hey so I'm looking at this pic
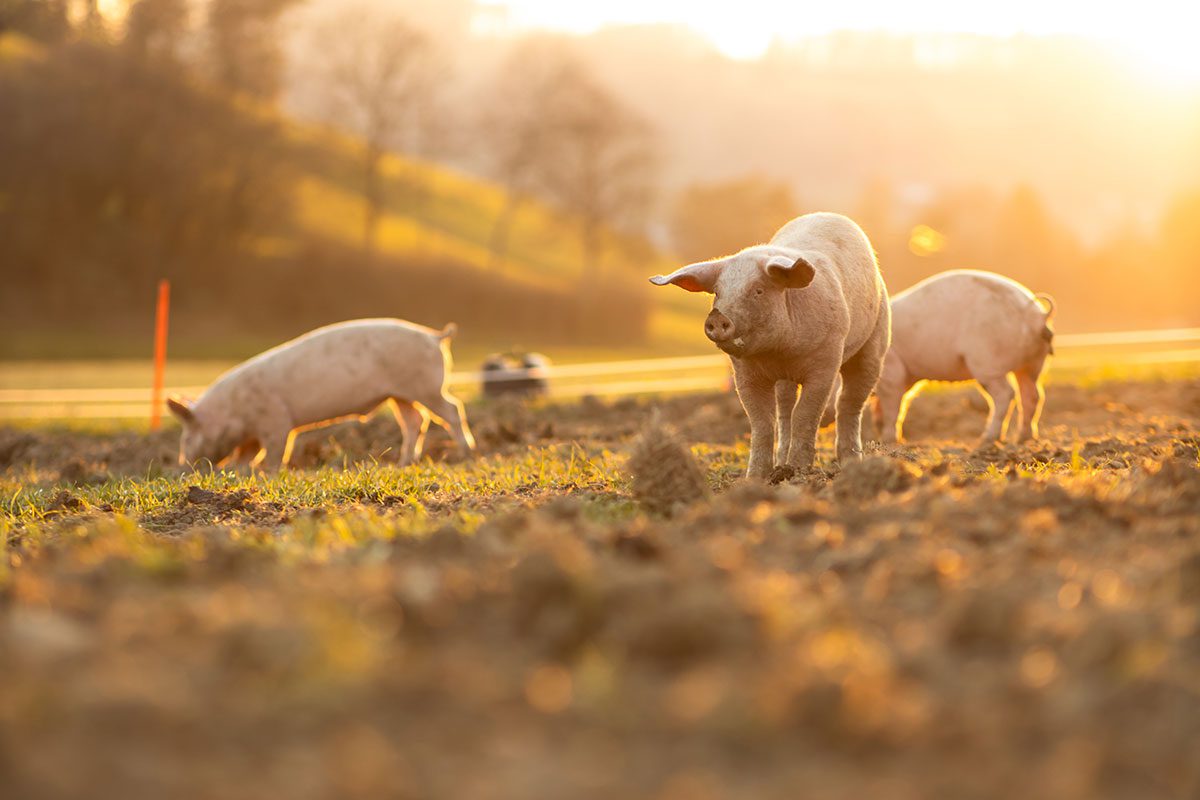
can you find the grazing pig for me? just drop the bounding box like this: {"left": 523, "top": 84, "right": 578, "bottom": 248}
{"left": 651, "top": 212, "right": 890, "bottom": 479}
{"left": 166, "top": 319, "right": 475, "bottom": 469}
{"left": 874, "top": 270, "right": 1055, "bottom": 443}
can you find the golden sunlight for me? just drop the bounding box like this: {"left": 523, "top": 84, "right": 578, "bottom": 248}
{"left": 1125, "top": 33, "right": 1200, "bottom": 85}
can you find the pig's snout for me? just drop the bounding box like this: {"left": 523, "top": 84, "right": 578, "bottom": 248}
{"left": 705, "top": 309, "right": 736, "bottom": 343}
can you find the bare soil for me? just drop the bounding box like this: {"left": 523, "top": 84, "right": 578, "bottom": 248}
{"left": 2, "top": 377, "right": 1199, "bottom": 800}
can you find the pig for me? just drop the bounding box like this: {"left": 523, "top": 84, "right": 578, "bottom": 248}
{"left": 872, "top": 270, "right": 1055, "bottom": 443}
{"left": 166, "top": 319, "right": 475, "bottom": 469}
{"left": 651, "top": 212, "right": 890, "bottom": 479}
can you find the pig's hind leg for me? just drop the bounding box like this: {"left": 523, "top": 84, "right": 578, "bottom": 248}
{"left": 389, "top": 400, "right": 431, "bottom": 466}
{"left": 874, "top": 352, "right": 913, "bottom": 444}
{"left": 1013, "top": 358, "right": 1047, "bottom": 441}
{"left": 418, "top": 391, "right": 476, "bottom": 455}
{"left": 973, "top": 369, "right": 1016, "bottom": 443}
{"left": 834, "top": 301, "right": 890, "bottom": 463}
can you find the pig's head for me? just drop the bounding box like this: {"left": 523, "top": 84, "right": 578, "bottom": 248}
{"left": 649, "top": 246, "right": 817, "bottom": 358}
{"left": 167, "top": 396, "right": 242, "bottom": 466}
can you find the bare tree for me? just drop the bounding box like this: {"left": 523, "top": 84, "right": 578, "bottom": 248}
{"left": 311, "top": 5, "right": 440, "bottom": 255}
{"left": 206, "top": 0, "right": 301, "bottom": 103}
{"left": 124, "top": 0, "right": 188, "bottom": 64}
{"left": 670, "top": 176, "right": 798, "bottom": 264}
{"left": 481, "top": 41, "right": 658, "bottom": 275}
{"left": 544, "top": 65, "right": 658, "bottom": 275}
{"left": 477, "top": 39, "right": 568, "bottom": 272}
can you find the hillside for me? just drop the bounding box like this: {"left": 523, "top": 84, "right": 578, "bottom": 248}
{"left": 0, "top": 30, "right": 710, "bottom": 361}
{"left": 286, "top": 124, "right": 711, "bottom": 352}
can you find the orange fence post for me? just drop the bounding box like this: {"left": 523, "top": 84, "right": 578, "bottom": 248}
{"left": 149, "top": 279, "right": 171, "bottom": 431}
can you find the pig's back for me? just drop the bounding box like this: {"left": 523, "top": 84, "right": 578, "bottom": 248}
{"left": 212, "top": 319, "right": 445, "bottom": 425}
{"left": 891, "top": 271, "right": 1045, "bottom": 380}
{"left": 771, "top": 213, "right": 885, "bottom": 355}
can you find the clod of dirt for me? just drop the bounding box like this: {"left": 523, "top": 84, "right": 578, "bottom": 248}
{"left": 1, "top": 607, "right": 93, "bottom": 665}
{"left": 0, "top": 430, "right": 36, "bottom": 468}
{"left": 832, "top": 457, "right": 922, "bottom": 502}
{"left": 627, "top": 418, "right": 709, "bottom": 517}
{"left": 1130, "top": 458, "right": 1200, "bottom": 514}
{"left": 610, "top": 528, "right": 663, "bottom": 561}
{"left": 58, "top": 459, "right": 100, "bottom": 486}
{"left": 768, "top": 465, "right": 797, "bottom": 485}
{"left": 47, "top": 490, "right": 84, "bottom": 513}
{"left": 945, "top": 589, "right": 1025, "bottom": 652}
{"left": 511, "top": 549, "right": 599, "bottom": 657}
{"left": 617, "top": 588, "right": 754, "bottom": 669}
{"left": 184, "top": 486, "right": 254, "bottom": 513}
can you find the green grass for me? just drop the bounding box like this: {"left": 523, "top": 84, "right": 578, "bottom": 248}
{"left": 0, "top": 442, "right": 632, "bottom": 536}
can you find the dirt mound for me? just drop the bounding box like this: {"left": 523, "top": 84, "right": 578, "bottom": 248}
{"left": 832, "top": 456, "right": 923, "bottom": 502}
{"left": 627, "top": 417, "right": 710, "bottom": 516}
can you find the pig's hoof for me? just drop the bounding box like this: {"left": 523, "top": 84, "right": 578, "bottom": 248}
{"left": 768, "top": 465, "right": 797, "bottom": 485}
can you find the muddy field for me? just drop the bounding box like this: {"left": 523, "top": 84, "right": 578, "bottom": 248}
{"left": 2, "top": 377, "right": 1199, "bottom": 800}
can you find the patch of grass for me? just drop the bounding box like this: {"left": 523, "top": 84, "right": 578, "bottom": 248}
{"left": 1, "top": 443, "right": 630, "bottom": 539}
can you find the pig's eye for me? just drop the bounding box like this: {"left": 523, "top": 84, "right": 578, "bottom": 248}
{"left": 755, "top": 287, "right": 764, "bottom": 296}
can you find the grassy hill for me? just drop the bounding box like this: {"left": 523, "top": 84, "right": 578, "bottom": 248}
{"left": 285, "top": 123, "right": 711, "bottom": 353}
{"left": 0, "top": 30, "right": 712, "bottom": 361}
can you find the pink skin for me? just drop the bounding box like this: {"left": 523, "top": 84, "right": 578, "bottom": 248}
{"left": 872, "top": 270, "right": 1054, "bottom": 444}
{"left": 167, "top": 319, "right": 475, "bottom": 470}
{"left": 652, "top": 212, "right": 890, "bottom": 479}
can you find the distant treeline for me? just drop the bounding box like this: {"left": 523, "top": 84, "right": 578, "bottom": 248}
{"left": 670, "top": 175, "right": 1200, "bottom": 333}
{"left": 0, "top": 1, "right": 652, "bottom": 358}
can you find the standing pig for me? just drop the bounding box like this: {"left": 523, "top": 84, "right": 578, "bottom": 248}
{"left": 875, "top": 270, "right": 1055, "bottom": 443}
{"left": 166, "top": 319, "right": 475, "bottom": 469}
{"left": 651, "top": 212, "right": 890, "bottom": 479}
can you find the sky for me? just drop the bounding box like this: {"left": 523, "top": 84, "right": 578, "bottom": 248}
{"left": 492, "top": 1, "right": 1200, "bottom": 82}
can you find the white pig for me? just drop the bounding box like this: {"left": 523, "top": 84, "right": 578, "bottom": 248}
{"left": 166, "top": 319, "right": 475, "bottom": 469}
{"left": 874, "top": 270, "right": 1055, "bottom": 443}
{"left": 651, "top": 212, "right": 890, "bottom": 479}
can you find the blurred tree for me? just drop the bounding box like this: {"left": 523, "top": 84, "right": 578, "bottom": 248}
{"left": 205, "top": 0, "right": 301, "bottom": 102}
{"left": 480, "top": 40, "right": 658, "bottom": 275}
{"left": 477, "top": 38, "right": 571, "bottom": 272}
{"left": 77, "top": 0, "right": 105, "bottom": 38}
{"left": 0, "top": 35, "right": 294, "bottom": 311}
{"left": 124, "top": 0, "right": 188, "bottom": 64}
{"left": 512, "top": 52, "right": 657, "bottom": 275}
{"left": 670, "top": 175, "right": 798, "bottom": 263}
{"left": 539, "top": 64, "right": 658, "bottom": 275}
{"left": 311, "top": 5, "right": 440, "bottom": 255}
{"left": 0, "top": 0, "right": 71, "bottom": 42}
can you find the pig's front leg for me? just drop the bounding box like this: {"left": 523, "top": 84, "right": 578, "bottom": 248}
{"left": 733, "top": 365, "right": 776, "bottom": 480}
{"left": 786, "top": 367, "right": 839, "bottom": 472}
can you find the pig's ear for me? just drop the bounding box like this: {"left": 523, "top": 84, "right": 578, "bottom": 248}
{"left": 764, "top": 254, "right": 816, "bottom": 289}
{"left": 649, "top": 259, "right": 724, "bottom": 293}
{"left": 166, "top": 396, "right": 195, "bottom": 424}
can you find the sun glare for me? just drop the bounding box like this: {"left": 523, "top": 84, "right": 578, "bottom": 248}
{"left": 499, "top": 1, "right": 1200, "bottom": 85}
{"left": 1123, "top": 34, "right": 1200, "bottom": 86}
